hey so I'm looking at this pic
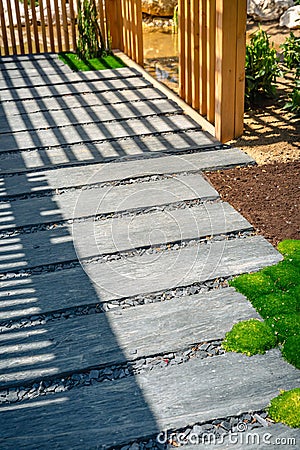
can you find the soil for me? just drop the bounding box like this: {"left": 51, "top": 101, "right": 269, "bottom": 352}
{"left": 206, "top": 162, "right": 300, "bottom": 247}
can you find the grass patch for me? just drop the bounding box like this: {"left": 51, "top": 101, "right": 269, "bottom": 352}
{"left": 227, "top": 240, "right": 300, "bottom": 366}
{"left": 58, "top": 52, "right": 126, "bottom": 72}
{"left": 268, "top": 389, "right": 300, "bottom": 428}
{"left": 222, "top": 319, "right": 277, "bottom": 356}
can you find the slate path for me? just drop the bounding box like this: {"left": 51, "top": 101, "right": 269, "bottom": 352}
{"left": 0, "top": 54, "right": 298, "bottom": 449}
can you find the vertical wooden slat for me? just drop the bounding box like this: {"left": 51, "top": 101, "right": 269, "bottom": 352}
{"left": 69, "top": 0, "right": 77, "bottom": 51}
{"left": 234, "top": 0, "right": 247, "bottom": 137}
{"left": 215, "top": 0, "right": 238, "bottom": 142}
{"left": 178, "top": 0, "right": 185, "bottom": 100}
{"left": 207, "top": 0, "right": 216, "bottom": 123}
{"left": 124, "top": 0, "right": 130, "bottom": 58}
{"left": 23, "top": 0, "right": 32, "bottom": 54}
{"left": 46, "top": 0, "right": 55, "bottom": 52}
{"left": 53, "top": 0, "right": 62, "bottom": 52}
{"left": 0, "top": 0, "right": 9, "bottom": 55}
{"left": 191, "top": 0, "right": 200, "bottom": 111}
{"left": 30, "top": 0, "right": 40, "bottom": 53}
{"left": 130, "top": 0, "right": 136, "bottom": 62}
{"left": 14, "top": 0, "right": 25, "bottom": 54}
{"left": 127, "top": 0, "right": 133, "bottom": 59}
{"left": 184, "top": 0, "right": 192, "bottom": 105}
{"left": 38, "top": 0, "right": 48, "bottom": 53}
{"left": 199, "top": 0, "right": 207, "bottom": 115}
{"left": 135, "top": 0, "right": 143, "bottom": 66}
{"left": 6, "top": 0, "right": 17, "bottom": 54}
{"left": 61, "top": 0, "right": 70, "bottom": 51}
{"left": 97, "top": 0, "right": 106, "bottom": 47}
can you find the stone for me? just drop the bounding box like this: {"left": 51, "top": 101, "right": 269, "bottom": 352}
{"left": 279, "top": 5, "right": 300, "bottom": 28}
{"left": 142, "top": 0, "right": 178, "bottom": 17}
{"left": 247, "top": 0, "right": 294, "bottom": 22}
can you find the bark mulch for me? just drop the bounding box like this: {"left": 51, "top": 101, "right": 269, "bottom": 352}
{"left": 206, "top": 161, "right": 300, "bottom": 247}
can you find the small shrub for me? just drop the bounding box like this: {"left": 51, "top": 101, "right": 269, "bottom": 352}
{"left": 262, "top": 260, "right": 299, "bottom": 290}
{"left": 268, "top": 388, "right": 300, "bottom": 428}
{"left": 222, "top": 319, "right": 277, "bottom": 356}
{"left": 245, "top": 28, "right": 281, "bottom": 107}
{"left": 281, "top": 32, "right": 300, "bottom": 74}
{"left": 266, "top": 314, "right": 300, "bottom": 344}
{"left": 282, "top": 336, "right": 300, "bottom": 369}
{"left": 284, "top": 79, "right": 300, "bottom": 116}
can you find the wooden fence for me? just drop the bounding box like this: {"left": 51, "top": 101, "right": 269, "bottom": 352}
{"left": 178, "top": 0, "right": 247, "bottom": 142}
{"left": 0, "top": 0, "right": 247, "bottom": 142}
{"left": 0, "top": 0, "right": 143, "bottom": 65}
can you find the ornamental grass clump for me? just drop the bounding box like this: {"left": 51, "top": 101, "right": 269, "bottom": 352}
{"left": 77, "top": 0, "right": 105, "bottom": 60}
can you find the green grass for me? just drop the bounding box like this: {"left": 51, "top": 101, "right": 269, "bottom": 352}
{"left": 225, "top": 240, "right": 300, "bottom": 367}
{"left": 58, "top": 52, "right": 126, "bottom": 72}
{"left": 268, "top": 389, "right": 300, "bottom": 428}
{"left": 222, "top": 319, "right": 277, "bottom": 356}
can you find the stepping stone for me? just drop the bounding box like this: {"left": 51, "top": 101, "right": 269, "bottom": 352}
{"left": 0, "top": 350, "right": 298, "bottom": 449}
{"left": 0, "top": 202, "right": 252, "bottom": 273}
{"left": 0, "top": 114, "right": 198, "bottom": 153}
{"left": 0, "top": 76, "right": 151, "bottom": 102}
{"left": 0, "top": 236, "right": 282, "bottom": 320}
{"left": 0, "top": 288, "right": 259, "bottom": 387}
{"left": 0, "top": 130, "right": 219, "bottom": 174}
{"left": 0, "top": 99, "right": 181, "bottom": 134}
{"left": 0, "top": 67, "right": 141, "bottom": 89}
{"left": 0, "top": 174, "right": 218, "bottom": 230}
{"left": 0, "top": 152, "right": 253, "bottom": 196}
{"left": 0, "top": 87, "right": 166, "bottom": 118}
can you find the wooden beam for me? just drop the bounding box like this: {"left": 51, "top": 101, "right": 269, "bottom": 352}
{"left": 234, "top": 0, "right": 247, "bottom": 137}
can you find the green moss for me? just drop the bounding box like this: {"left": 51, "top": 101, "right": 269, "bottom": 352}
{"left": 58, "top": 52, "right": 126, "bottom": 71}
{"left": 266, "top": 314, "right": 300, "bottom": 343}
{"left": 251, "top": 288, "right": 300, "bottom": 319}
{"left": 222, "top": 319, "right": 277, "bottom": 356}
{"left": 277, "top": 240, "right": 300, "bottom": 262}
{"left": 268, "top": 388, "right": 300, "bottom": 428}
{"left": 282, "top": 336, "right": 300, "bottom": 369}
{"left": 229, "top": 272, "right": 276, "bottom": 300}
{"left": 262, "top": 260, "right": 299, "bottom": 290}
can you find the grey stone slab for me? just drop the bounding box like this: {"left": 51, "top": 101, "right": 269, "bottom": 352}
{"left": 0, "top": 67, "right": 139, "bottom": 88}
{"left": 0, "top": 66, "right": 72, "bottom": 81}
{"left": 0, "top": 350, "right": 298, "bottom": 449}
{"left": 0, "top": 99, "right": 181, "bottom": 134}
{"left": 0, "top": 173, "right": 218, "bottom": 230}
{"left": 0, "top": 130, "right": 218, "bottom": 174}
{"left": 0, "top": 151, "right": 253, "bottom": 196}
{"left": 0, "top": 202, "right": 252, "bottom": 272}
{"left": 0, "top": 114, "right": 199, "bottom": 153}
{"left": 0, "top": 236, "right": 282, "bottom": 319}
{"left": 0, "top": 288, "right": 259, "bottom": 387}
{"left": 0, "top": 76, "right": 151, "bottom": 102}
{"left": 183, "top": 424, "right": 300, "bottom": 449}
{"left": 0, "top": 86, "right": 166, "bottom": 117}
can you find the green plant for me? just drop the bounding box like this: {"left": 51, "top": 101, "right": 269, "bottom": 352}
{"left": 251, "top": 289, "right": 300, "bottom": 320}
{"left": 245, "top": 27, "right": 281, "bottom": 107}
{"left": 281, "top": 32, "right": 300, "bottom": 75}
{"left": 77, "top": 0, "right": 105, "bottom": 60}
{"left": 222, "top": 319, "right": 277, "bottom": 356}
{"left": 58, "top": 52, "right": 125, "bottom": 72}
{"left": 229, "top": 272, "right": 277, "bottom": 300}
{"left": 268, "top": 389, "right": 300, "bottom": 428}
{"left": 284, "top": 79, "right": 300, "bottom": 115}
{"left": 172, "top": 5, "right": 178, "bottom": 34}
{"left": 266, "top": 314, "right": 300, "bottom": 344}
{"left": 282, "top": 336, "right": 300, "bottom": 369}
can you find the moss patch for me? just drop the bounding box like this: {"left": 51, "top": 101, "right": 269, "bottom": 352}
{"left": 268, "top": 388, "right": 300, "bottom": 428}
{"left": 227, "top": 240, "right": 300, "bottom": 367}
{"left": 222, "top": 319, "right": 277, "bottom": 356}
{"left": 58, "top": 52, "right": 126, "bottom": 71}
{"left": 282, "top": 336, "right": 300, "bottom": 369}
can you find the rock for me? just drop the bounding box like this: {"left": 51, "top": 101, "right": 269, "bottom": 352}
{"left": 279, "top": 5, "right": 300, "bottom": 28}
{"left": 247, "top": 0, "right": 294, "bottom": 21}
{"left": 142, "top": 0, "right": 178, "bottom": 17}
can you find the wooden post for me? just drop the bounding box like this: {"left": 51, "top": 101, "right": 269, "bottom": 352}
{"left": 30, "top": 0, "right": 40, "bottom": 53}
{"left": 14, "top": 0, "right": 25, "bottom": 54}
{"left": 105, "top": 0, "right": 124, "bottom": 51}
{"left": 61, "top": 0, "right": 70, "bottom": 51}
{"left": 6, "top": 0, "right": 17, "bottom": 54}
{"left": 23, "top": 0, "right": 32, "bottom": 54}
{"left": 199, "top": 0, "right": 207, "bottom": 115}
{"left": 206, "top": 0, "right": 216, "bottom": 123}
{"left": 191, "top": 0, "right": 200, "bottom": 111}
{"left": 234, "top": 0, "right": 247, "bottom": 137}
{"left": 69, "top": 0, "right": 77, "bottom": 51}
{"left": 215, "top": 0, "right": 246, "bottom": 142}
{"left": 135, "top": 0, "right": 143, "bottom": 66}
{"left": 0, "top": 0, "right": 9, "bottom": 55}
{"left": 178, "top": 0, "right": 185, "bottom": 100}
{"left": 38, "top": 0, "right": 48, "bottom": 53}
